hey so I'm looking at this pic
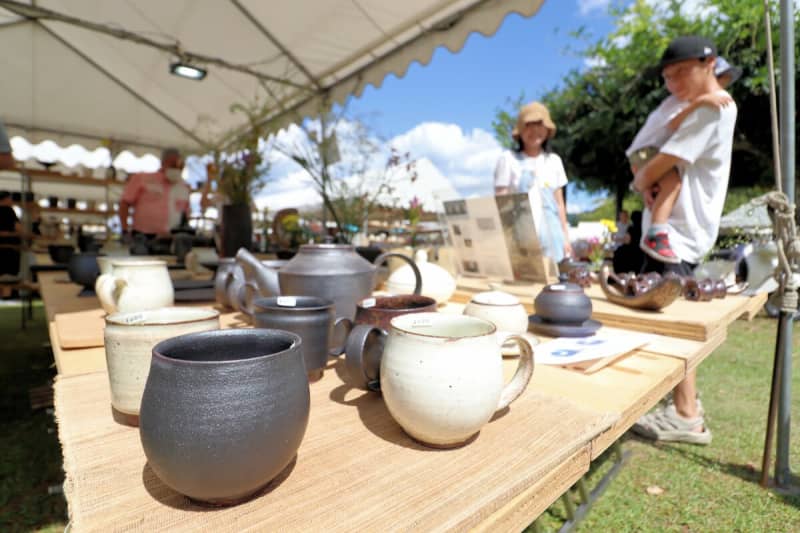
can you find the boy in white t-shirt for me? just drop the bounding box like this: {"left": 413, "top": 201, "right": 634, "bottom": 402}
{"left": 630, "top": 36, "right": 738, "bottom": 446}
{"left": 627, "top": 57, "right": 740, "bottom": 263}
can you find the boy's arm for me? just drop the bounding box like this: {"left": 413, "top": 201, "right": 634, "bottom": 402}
{"left": 668, "top": 93, "right": 733, "bottom": 131}
{"left": 632, "top": 152, "right": 685, "bottom": 192}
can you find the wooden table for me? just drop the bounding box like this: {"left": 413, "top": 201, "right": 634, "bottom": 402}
{"left": 42, "top": 273, "right": 763, "bottom": 531}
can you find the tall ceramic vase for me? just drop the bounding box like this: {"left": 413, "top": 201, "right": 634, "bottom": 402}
{"left": 221, "top": 204, "right": 252, "bottom": 258}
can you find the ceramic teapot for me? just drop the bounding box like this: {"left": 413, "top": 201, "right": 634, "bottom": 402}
{"left": 235, "top": 245, "right": 422, "bottom": 320}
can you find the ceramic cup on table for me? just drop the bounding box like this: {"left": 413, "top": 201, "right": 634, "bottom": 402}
{"left": 103, "top": 307, "right": 220, "bottom": 426}
{"left": 96, "top": 259, "right": 173, "bottom": 314}
{"left": 463, "top": 290, "right": 534, "bottom": 356}
{"left": 336, "top": 294, "right": 438, "bottom": 389}
{"left": 463, "top": 290, "right": 528, "bottom": 335}
{"left": 377, "top": 313, "right": 534, "bottom": 448}
{"left": 252, "top": 296, "right": 344, "bottom": 382}
{"left": 139, "top": 329, "right": 310, "bottom": 505}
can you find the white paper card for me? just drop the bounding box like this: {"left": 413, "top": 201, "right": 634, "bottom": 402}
{"left": 535, "top": 332, "right": 653, "bottom": 366}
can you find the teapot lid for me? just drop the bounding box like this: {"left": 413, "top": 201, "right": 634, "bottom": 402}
{"left": 471, "top": 290, "right": 520, "bottom": 306}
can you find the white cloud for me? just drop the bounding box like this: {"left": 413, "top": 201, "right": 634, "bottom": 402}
{"left": 583, "top": 55, "right": 607, "bottom": 69}
{"left": 578, "top": 0, "right": 610, "bottom": 16}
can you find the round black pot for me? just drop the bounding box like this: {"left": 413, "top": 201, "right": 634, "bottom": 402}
{"left": 221, "top": 204, "right": 252, "bottom": 258}
{"left": 48, "top": 196, "right": 59, "bottom": 208}
{"left": 139, "top": 329, "right": 309, "bottom": 505}
{"left": 66, "top": 198, "right": 77, "bottom": 209}
{"left": 534, "top": 282, "right": 592, "bottom": 324}
{"left": 67, "top": 253, "right": 103, "bottom": 289}
{"left": 48, "top": 244, "right": 75, "bottom": 265}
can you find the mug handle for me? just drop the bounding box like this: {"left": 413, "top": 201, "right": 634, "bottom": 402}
{"left": 237, "top": 281, "right": 260, "bottom": 317}
{"left": 373, "top": 252, "right": 422, "bottom": 295}
{"left": 96, "top": 274, "right": 125, "bottom": 314}
{"left": 496, "top": 334, "right": 534, "bottom": 411}
{"left": 344, "top": 324, "right": 386, "bottom": 391}
{"left": 329, "top": 317, "right": 353, "bottom": 357}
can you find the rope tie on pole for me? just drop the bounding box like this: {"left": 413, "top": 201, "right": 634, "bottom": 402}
{"left": 753, "top": 191, "right": 800, "bottom": 313}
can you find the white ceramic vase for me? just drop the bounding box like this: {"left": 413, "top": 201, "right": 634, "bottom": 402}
{"left": 380, "top": 313, "right": 534, "bottom": 447}
{"left": 96, "top": 259, "right": 174, "bottom": 314}
{"left": 104, "top": 307, "right": 220, "bottom": 422}
{"left": 385, "top": 249, "right": 456, "bottom": 304}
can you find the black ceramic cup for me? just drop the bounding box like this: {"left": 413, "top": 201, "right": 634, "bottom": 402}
{"left": 252, "top": 296, "right": 343, "bottom": 381}
{"left": 139, "top": 329, "right": 309, "bottom": 505}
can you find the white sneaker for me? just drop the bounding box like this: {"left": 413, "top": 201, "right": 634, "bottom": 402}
{"left": 632, "top": 404, "right": 712, "bottom": 445}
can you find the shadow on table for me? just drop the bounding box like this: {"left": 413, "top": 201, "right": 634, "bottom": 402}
{"left": 327, "top": 357, "right": 480, "bottom": 451}
{"left": 142, "top": 456, "right": 297, "bottom": 511}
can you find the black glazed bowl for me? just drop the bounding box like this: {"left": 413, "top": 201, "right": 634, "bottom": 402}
{"left": 139, "top": 329, "right": 310, "bottom": 505}
{"left": 66, "top": 253, "right": 102, "bottom": 289}
{"left": 533, "top": 282, "right": 593, "bottom": 324}
{"left": 48, "top": 244, "right": 75, "bottom": 265}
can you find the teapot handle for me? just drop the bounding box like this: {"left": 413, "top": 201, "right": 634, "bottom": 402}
{"left": 96, "top": 274, "right": 126, "bottom": 314}
{"left": 237, "top": 281, "right": 259, "bottom": 317}
{"left": 496, "top": 334, "right": 534, "bottom": 411}
{"left": 373, "top": 252, "right": 422, "bottom": 295}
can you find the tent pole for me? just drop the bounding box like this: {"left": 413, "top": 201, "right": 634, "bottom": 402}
{"left": 775, "top": 0, "right": 795, "bottom": 488}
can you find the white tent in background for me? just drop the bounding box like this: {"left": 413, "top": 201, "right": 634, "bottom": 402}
{"left": 0, "top": 0, "right": 544, "bottom": 156}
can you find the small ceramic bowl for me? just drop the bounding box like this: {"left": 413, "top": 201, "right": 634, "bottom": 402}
{"left": 463, "top": 291, "right": 528, "bottom": 335}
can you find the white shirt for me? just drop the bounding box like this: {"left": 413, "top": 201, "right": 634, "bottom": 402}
{"left": 640, "top": 93, "right": 738, "bottom": 264}
{"left": 626, "top": 95, "right": 688, "bottom": 156}
{"left": 494, "top": 150, "right": 568, "bottom": 232}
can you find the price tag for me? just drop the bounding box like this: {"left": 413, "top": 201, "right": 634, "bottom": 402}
{"left": 410, "top": 317, "right": 432, "bottom": 328}
{"left": 277, "top": 296, "right": 297, "bottom": 307}
{"left": 550, "top": 284, "right": 567, "bottom": 291}
{"left": 122, "top": 312, "right": 146, "bottom": 324}
{"left": 361, "top": 298, "right": 376, "bottom": 309}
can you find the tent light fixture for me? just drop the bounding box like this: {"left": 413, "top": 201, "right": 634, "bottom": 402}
{"left": 170, "top": 61, "right": 207, "bottom": 81}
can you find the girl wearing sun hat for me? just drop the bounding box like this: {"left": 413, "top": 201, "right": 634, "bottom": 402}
{"left": 494, "top": 101, "right": 572, "bottom": 262}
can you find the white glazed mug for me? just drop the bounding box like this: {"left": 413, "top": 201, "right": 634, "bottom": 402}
{"left": 96, "top": 259, "right": 174, "bottom": 314}
{"left": 380, "top": 312, "right": 534, "bottom": 448}
{"left": 104, "top": 307, "right": 220, "bottom": 425}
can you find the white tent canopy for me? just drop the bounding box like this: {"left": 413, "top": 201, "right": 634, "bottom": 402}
{"left": 0, "top": 0, "right": 544, "bottom": 156}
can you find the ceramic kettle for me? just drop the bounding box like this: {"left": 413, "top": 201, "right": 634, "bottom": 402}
{"left": 235, "top": 245, "right": 422, "bottom": 320}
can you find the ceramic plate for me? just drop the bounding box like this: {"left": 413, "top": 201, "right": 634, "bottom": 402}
{"left": 528, "top": 315, "right": 601, "bottom": 338}
{"left": 173, "top": 288, "right": 216, "bottom": 302}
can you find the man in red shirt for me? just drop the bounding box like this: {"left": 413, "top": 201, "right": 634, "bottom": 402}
{"left": 119, "top": 148, "right": 190, "bottom": 239}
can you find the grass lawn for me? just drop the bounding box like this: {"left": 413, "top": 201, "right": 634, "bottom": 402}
{"left": 0, "top": 300, "right": 798, "bottom": 531}
{"left": 536, "top": 315, "right": 800, "bottom": 532}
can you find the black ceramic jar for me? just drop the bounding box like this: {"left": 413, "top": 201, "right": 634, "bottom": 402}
{"left": 253, "top": 296, "right": 337, "bottom": 381}
{"left": 139, "top": 329, "right": 310, "bottom": 505}
{"left": 533, "top": 282, "right": 593, "bottom": 324}
{"left": 67, "top": 252, "right": 103, "bottom": 289}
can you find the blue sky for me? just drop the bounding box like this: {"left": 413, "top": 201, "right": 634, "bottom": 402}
{"left": 257, "top": 0, "right": 621, "bottom": 214}
{"left": 346, "top": 1, "right": 618, "bottom": 138}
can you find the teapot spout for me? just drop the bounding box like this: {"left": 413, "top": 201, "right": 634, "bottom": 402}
{"left": 235, "top": 248, "right": 280, "bottom": 297}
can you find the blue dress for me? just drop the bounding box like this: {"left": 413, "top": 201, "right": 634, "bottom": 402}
{"left": 518, "top": 163, "right": 566, "bottom": 264}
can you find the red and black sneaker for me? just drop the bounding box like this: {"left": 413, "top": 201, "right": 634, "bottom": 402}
{"left": 641, "top": 232, "right": 680, "bottom": 264}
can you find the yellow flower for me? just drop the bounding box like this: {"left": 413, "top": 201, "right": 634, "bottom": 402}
{"left": 600, "top": 218, "right": 617, "bottom": 235}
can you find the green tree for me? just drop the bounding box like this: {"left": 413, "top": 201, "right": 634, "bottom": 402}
{"left": 493, "top": 0, "right": 799, "bottom": 213}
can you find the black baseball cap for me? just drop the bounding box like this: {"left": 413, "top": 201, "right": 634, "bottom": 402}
{"left": 657, "top": 36, "right": 717, "bottom": 71}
